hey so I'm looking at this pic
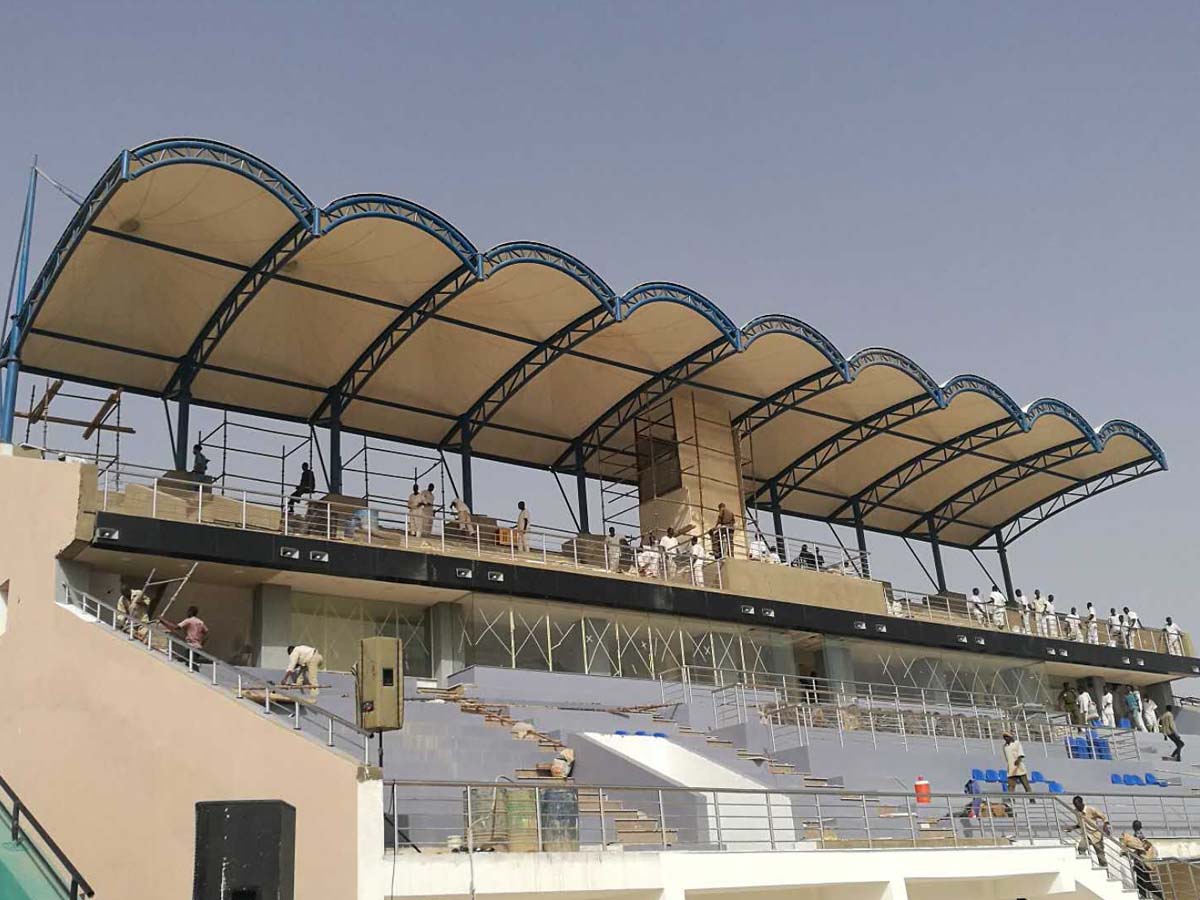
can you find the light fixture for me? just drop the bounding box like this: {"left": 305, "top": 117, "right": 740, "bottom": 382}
{"left": 487, "top": 571, "right": 505, "bottom": 583}
{"left": 308, "top": 550, "right": 329, "bottom": 563}
{"left": 279, "top": 547, "right": 299, "bottom": 560}
{"left": 455, "top": 567, "right": 473, "bottom": 579}
{"left": 854, "top": 621, "right": 867, "bottom": 631}
{"left": 741, "top": 605, "right": 756, "bottom": 615}
{"left": 95, "top": 527, "right": 120, "bottom": 541}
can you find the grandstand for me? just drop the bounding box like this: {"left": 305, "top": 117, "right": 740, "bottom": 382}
{"left": 0, "top": 139, "right": 1197, "bottom": 899}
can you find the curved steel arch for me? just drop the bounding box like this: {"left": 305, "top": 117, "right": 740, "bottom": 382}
{"left": 995, "top": 455, "right": 1164, "bottom": 547}
{"left": 1097, "top": 419, "right": 1168, "bottom": 468}
{"left": 163, "top": 194, "right": 479, "bottom": 399}
{"left": 483, "top": 242, "right": 618, "bottom": 317}
{"left": 755, "top": 389, "right": 945, "bottom": 506}
{"left": 441, "top": 283, "right": 748, "bottom": 449}
{"left": 740, "top": 314, "right": 845, "bottom": 372}
{"left": 830, "top": 374, "right": 1031, "bottom": 521}
{"left": 1020, "top": 397, "right": 1104, "bottom": 453}
{"left": 128, "top": 138, "right": 315, "bottom": 228}
{"left": 913, "top": 436, "right": 1096, "bottom": 536}
{"left": 618, "top": 283, "right": 740, "bottom": 346}
{"left": 845, "top": 346, "right": 943, "bottom": 401}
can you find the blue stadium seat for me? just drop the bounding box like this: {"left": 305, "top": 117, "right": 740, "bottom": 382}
{"left": 984, "top": 769, "right": 1000, "bottom": 783}
{"left": 635, "top": 730, "right": 648, "bottom": 736}
{"left": 1119, "top": 718, "right": 1132, "bottom": 730}
{"left": 653, "top": 732, "right": 667, "bottom": 739}
{"left": 1145, "top": 773, "right": 1161, "bottom": 786}
{"left": 615, "top": 729, "right": 628, "bottom": 736}
{"left": 1000, "top": 780, "right": 1008, "bottom": 792}
{"left": 1110, "top": 774, "right": 1123, "bottom": 785}
{"left": 1130, "top": 775, "right": 1145, "bottom": 786}
{"left": 1122, "top": 774, "right": 1138, "bottom": 786}
{"left": 1048, "top": 782, "right": 1064, "bottom": 794}
{"left": 971, "top": 768, "right": 985, "bottom": 781}
{"left": 1030, "top": 771, "right": 1045, "bottom": 783}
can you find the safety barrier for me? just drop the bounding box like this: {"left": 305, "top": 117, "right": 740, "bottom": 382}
{"left": 0, "top": 773, "right": 94, "bottom": 898}
{"left": 60, "top": 586, "right": 376, "bottom": 764}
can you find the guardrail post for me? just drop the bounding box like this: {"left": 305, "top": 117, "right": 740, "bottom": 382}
{"left": 534, "top": 786, "right": 543, "bottom": 851}
{"left": 102, "top": 471, "right": 109, "bottom": 509}
{"left": 327, "top": 719, "right": 334, "bottom": 747}
{"left": 466, "top": 786, "right": 474, "bottom": 854}
{"left": 712, "top": 791, "right": 723, "bottom": 849}
{"left": 813, "top": 793, "right": 824, "bottom": 848}
{"left": 10, "top": 802, "right": 19, "bottom": 841}
{"left": 598, "top": 791, "right": 607, "bottom": 849}
{"left": 241, "top": 491, "right": 247, "bottom": 529}
{"left": 197, "top": 483, "right": 203, "bottom": 523}
{"left": 658, "top": 790, "right": 669, "bottom": 848}
{"left": 946, "top": 795, "right": 959, "bottom": 848}
{"left": 294, "top": 701, "right": 301, "bottom": 730}
{"left": 861, "top": 796, "right": 872, "bottom": 848}
{"left": 152, "top": 479, "right": 158, "bottom": 517}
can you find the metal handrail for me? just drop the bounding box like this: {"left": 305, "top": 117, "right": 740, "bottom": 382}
{"left": 61, "top": 585, "right": 375, "bottom": 764}
{"left": 0, "top": 772, "right": 95, "bottom": 898}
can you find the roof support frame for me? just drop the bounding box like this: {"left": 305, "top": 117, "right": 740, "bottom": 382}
{"left": 995, "top": 457, "right": 1162, "bottom": 548}
{"left": 732, "top": 364, "right": 847, "bottom": 434}
{"left": 911, "top": 437, "right": 1096, "bottom": 536}
{"left": 757, "top": 390, "right": 944, "bottom": 506}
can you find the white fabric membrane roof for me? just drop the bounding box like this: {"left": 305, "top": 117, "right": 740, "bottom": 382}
{"left": 14, "top": 139, "right": 1167, "bottom": 549}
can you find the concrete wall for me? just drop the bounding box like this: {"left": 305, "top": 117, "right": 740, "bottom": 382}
{"left": 0, "top": 455, "right": 373, "bottom": 900}
{"left": 719, "top": 558, "right": 889, "bottom": 614}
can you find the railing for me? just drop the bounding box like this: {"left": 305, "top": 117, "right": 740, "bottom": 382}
{"left": 659, "top": 666, "right": 1138, "bottom": 760}
{"left": 0, "top": 773, "right": 94, "bottom": 898}
{"left": 60, "top": 586, "right": 376, "bottom": 765}
{"left": 884, "top": 587, "right": 1191, "bottom": 657}
{"left": 384, "top": 782, "right": 1070, "bottom": 855}
{"left": 736, "top": 529, "right": 870, "bottom": 578}
{"left": 89, "top": 463, "right": 880, "bottom": 594}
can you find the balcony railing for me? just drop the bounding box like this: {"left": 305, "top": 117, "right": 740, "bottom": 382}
{"left": 89, "top": 464, "right": 873, "bottom": 592}
{"left": 60, "top": 585, "right": 376, "bottom": 764}
{"left": 0, "top": 773, "right": 94, "bottom": 898}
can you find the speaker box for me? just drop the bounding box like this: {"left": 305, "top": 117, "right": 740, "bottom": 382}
{"left": 357, "top": 636, "right": 404, "bottom": 731}
{"left": 193, "top": 800, "right": 295, "bottom": 900}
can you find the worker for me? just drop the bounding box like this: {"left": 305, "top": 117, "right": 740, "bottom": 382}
{"left": 1002, "top": 732, "right": 1035, "bottom": 799}
{"left": 1120, "top": 820, "right": 1163, "bottom": 899}
{"left": 1164, "top": 617, "right": 1183, "bottom": 656}
{"left": 988, "top": 585, "right": 1008, "bottom": 629}
{"left": 1086, "top": 606, "right": 1100, "bottom": 645}
{"left": 1058, "top": 682, "right": 1080, "bottom": 726}
{"left": 1068, "top": 795, "right": 1109, "bottom": 867}
{"left": 1108, "top": 608, "right": 1123, "bottom": 648}
{"left": 116, "top": 585, "right": 151, "bottom": 637}
{"left": 1044, "top": 594, "right": 1058, "bottom": 637}
{"left": 637, "top": 537, "right": 661, "bottom": 578}
{"left": 748, "top": 532, "right": 778, "bottom": 563}
{"left": 792, "top": 544, "right": 817, "bottom": 570}
{"left": 1124, "top": 606, "right": 1142, "bottom": 650}
{"left": 604, "top": 527, "right": 621, "bottom": 572}
{"left": 710, "top": 502, "right": 736, "bottom": 560}
{"left": 968, "top": 588, "right": 987, "bottom": 624}
{"left": 170, "top": 605, "right": 209, "bottom": 649}
{"left": 659, "top": 527, "right": 679, "bottom": 578}
{"left": 418, "top": 483, "right": 436, "bottom": 538}
{"left": 287, "top": 462, "right": 316, "bottom": 515}
{"left": 1065, "top": 605, "right": 1082, "bottom": 641}
{"left": 690, "top": 536, "right": 709, "bottom": 586}
{"left": 1125, "top": 688, "right": 1146, "bottom": 732}
{"left": 281, "top": 644, "right": 324, "bottom": 696}
{"left": 450, "top": 497, "right": 475, "bottom": 537}
{"left": 1032, "top": 590, "right": 1047, "bottom": 636}
{"left": 1102, "top": 685, "right": 1116, "bottom": 728}
{"left": 1143, "top": 695, "right": 1159, "bottom": 734}
{"left": 406, "top": 483, "right": 421, "bottom": 536}
{"left": 1077, "top": 687, "right": 1095, "bottom": 725}
{"left": 191, "top": 443, "right": 209, "bottom": 477}
{"left": 1159, "top": 705, "right": 1184, "bottom": 761}
{"left": 1015, "top": 589, "right": 1030, "bottom": 633}
{"left": 514, "top": 500, "right": 530, "bottom": 553}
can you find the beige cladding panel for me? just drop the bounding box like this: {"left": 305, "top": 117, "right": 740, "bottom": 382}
{"left": 719, "top": 558, "right": 889, "bottom": 614}
{"left": 0, "top": 456, "right": 365, "bottom": 899}
{"left": 637, "top": 391, "right": 746, "bottom": 540}
{"left": 21, "top": 334, "right": 175, "bottom": 393}
{"left": 458, "top": 264, "right": 600, "bottom": 342}
{"left": 190, "top": 368, "right": 325, "bottom": 419}
{"left": 583, "top": 304, "right": 722, "bottom": 370}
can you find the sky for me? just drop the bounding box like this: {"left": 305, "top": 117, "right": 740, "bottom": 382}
{"left": 1, "top": 2, "right": 1198, "bottom": 631}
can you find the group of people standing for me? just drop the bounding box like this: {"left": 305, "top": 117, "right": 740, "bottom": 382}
{"left": 1057, "top": 682, "right": 1185, "bottom": 760}
{"left": 968, "top": 586, "right": 1184, "bottom": 654}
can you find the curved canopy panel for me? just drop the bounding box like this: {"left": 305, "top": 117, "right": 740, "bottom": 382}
{"left": 15, "top": 137, "right": 1167, "bottom": 548}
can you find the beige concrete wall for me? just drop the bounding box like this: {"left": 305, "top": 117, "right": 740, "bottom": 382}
{"left": 719, "top": 558, "right": 889, "bottom": 614}
{"left": 0, "top": 455, "right": 367, "bottom": 899}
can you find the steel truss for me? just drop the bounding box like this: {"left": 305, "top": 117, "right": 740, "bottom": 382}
{"left": 996, "top": 457, "right": 1163, "bottom": 547}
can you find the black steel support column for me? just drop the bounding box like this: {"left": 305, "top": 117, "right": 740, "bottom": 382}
{"left": 996, "top": 530, "right": 1015, "bottom": 602}
{"left": 328, "top": 395, "right": 343, "bottom": 494}
{"left": 769, "top": 482, "right": 786, "bottom": 560}
{"left": 851, "top": 498, "right": 870, "bottom": 578}
{"left": 574, "top": 441, "right": 590, "bottom": 534}
{"left": 460, "top": 417, "right": 474, "bottom": 509}
{"left": 173, "top": 391, "right": 191, "bottom": 471}
{"left": 927, "top": 515, "right": 947, "bottom": 593}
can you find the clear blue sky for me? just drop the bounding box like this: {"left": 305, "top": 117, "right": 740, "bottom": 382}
{"left": 2, "top": 2, "right": 1197, "bottom": 625}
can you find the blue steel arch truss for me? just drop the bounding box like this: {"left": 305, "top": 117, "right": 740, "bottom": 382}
{"left": 440, "top": 283, "right": 730, "bottom": 449}
{"left": 164, "top": 193, "right": 478, "bottom": 401}
{"left": 995, "top": 456, "right": 1163, "bottom": 547}
{"left": 911, "top": 437, "right": 1097, "bottom": 536}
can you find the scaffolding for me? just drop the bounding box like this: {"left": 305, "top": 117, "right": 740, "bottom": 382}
{"left": 17, "top": 377, "right": 133, "bottom": 477}
{"left": 340, "top": 436, "right": 451, "bottom": 508}
{"left": 597, "top": 392, "right": 746, "bottom": 555}
{"left": 196, "top": 412, "right": 313, "bottom": 500}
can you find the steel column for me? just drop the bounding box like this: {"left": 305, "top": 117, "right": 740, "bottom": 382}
{"left": 0, "top": 160, "right": 38, "bottom": 444}
{"left": 328, "top": 394, "right": 343, "bottom": 493}
{"left": 928, "top": 516, "right": 947, "bottom": 593}
{"left": 574, "top": 441, "right": 590, "bottom": 533}
{"left": 996, "top": 530, "right": 1015, "bottom": 601}
{"left": 460, "top": 418, "right": 474, "bottom": 509}
{"left": 173, "top": 392, "right": 191, "bottom": 471}
{"left": 851, "top": 497, "right": 870, "bottom": 577}
{"left": 769, "top": 483, "right": 785, "bottom": 559}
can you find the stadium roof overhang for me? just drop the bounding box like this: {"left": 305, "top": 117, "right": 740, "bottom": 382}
{"left": 9, "top": 138, "right": 1167, "bottom": 550}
